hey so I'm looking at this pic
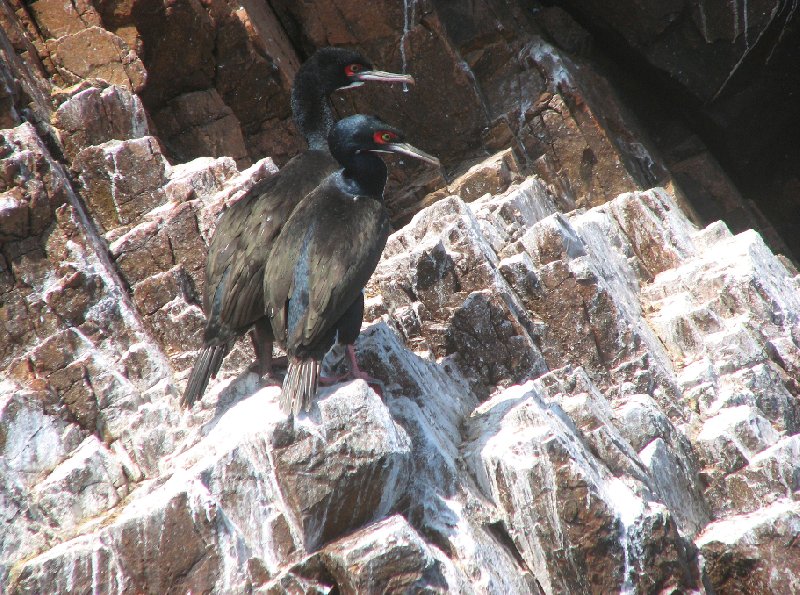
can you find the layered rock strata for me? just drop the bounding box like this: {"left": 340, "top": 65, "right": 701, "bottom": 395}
{"left": 1, "top": 1, "right": 799, "bottom": 593}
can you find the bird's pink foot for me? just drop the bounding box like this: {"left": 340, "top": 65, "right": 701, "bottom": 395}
{"left": 345, "top": 345, "right": 384, "bottom": 396}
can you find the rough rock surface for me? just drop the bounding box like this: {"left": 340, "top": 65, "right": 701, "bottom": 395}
{"left": 548, "top": 0, "right": 800, "bottom": 260}
{"left": 1, "top": 1, "right": 800, "bottom": 593}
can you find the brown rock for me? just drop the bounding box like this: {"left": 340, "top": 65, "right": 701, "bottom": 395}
{"left": 605, "top": 188, "right": 694, "bottom": 278}
{"left": 272, "top": 382, "right": 411, "bottom": 550}
{"left": 1, "top": 0, "right": 53, "bottom": 90}
{"left": 42, "top": 267, "right": 101, "bottom": 326}
{"left": 0, "top": 123, "right": 67, "bottom": 237}
{"left": 465, "top": 371, "right": 700, "bottom": 594}
{"left": 239, "top": 0, "right": 300, "bottom": 84}
{"left": 162, "top": 155, "right": 242, "bottom": 212}
{"left": 159, "top": 201, "right": 208, "bottom": 288}
{"left": 111, "top": 200, "right": 207, "bottom": 294}
{"left": 132, "top": 265, "right": 192, "bottom": 317}
{"left": 0, "top": 186, "right": 29, "bottom": 240}
{"left": 445, "top": 290, "right": 541, "bottom": 400}
{"left": 116, "top": 491, "right": 219, "bottom": 592}
{"left": 28, "top": 328, "right": 82, "bottom": 377}
{"left": 110, "top": 220, "right": 172, "bottom": 286}
{"left": 468, "top": 39, "right": 547, "bottom": 124}
{"left": 446, "top": 148, "right": 522, "bottom": 203}
{"left": 27, "top": 0, "right": 102, "bottom": 40}
{"left": 0, "top": 73, "right": 21, "bottom": 129}
{"left": 0, "top": 119, "right": 180, "bottom": 489}
{"left": 132, "top": 0, "right": 217, "bottom": 108}
{"left": 145, "top": 289, "right": 206, "bottom": 358}
{"left": 697, "top": 500, "right": 800, "bottom": 594}
{"left": 125, "top": 0, "right": 300, "bottom": 165}
{"left": 53, "top": 84, "right": 148, "bottom": 163}
{"left": 48, "top": 27, "right": 146, "bottom": 91}
{"left": 151, "top": 89, "right": 250, "bottom": 167}
{"left": 209, "top": 2, "right": 294, "bottom": 145}
{"left": 366, "top": 190, "right": 552, "bottom": 398}
{"left": 130, "top": 263, "right": 206, "bottom": 358}
{"left": 73, "top": 136, "right": 169, "bottom": 234}
{"left": 356, "top": 9, "right": 489, "bottom": 164}
{"left": 244, "top": 116, "right": 303, "bottom": 169}
{"left": 319, "top": 516, "right": 450, "bottom": 593}
{"left": 50, "top": 361, "right": 99, "bottom": 429}
{"left": 11, "top": 489, "right": 220, "bottom": 594}
{"left": 525, "top": 92, "right": 637, "bottom": 209}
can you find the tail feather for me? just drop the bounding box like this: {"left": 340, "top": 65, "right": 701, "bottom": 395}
{"left": 182, "top": 343, "right": 230, "bottom": 408}
{"left": 280, "top": 358, "right": 320, "bottom": 415}
{"left": 208, "top": 342, "right": 228, "bottom": 379}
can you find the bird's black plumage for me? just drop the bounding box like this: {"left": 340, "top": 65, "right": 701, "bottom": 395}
{"left": 182, "top": 48, "right": 413, "bottom": 407}
{"left": 265, "top": 114, "right": 439, "bottom": 414}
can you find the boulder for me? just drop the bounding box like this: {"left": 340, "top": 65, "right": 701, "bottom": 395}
{"left": 47, "top": 27, "right": 146, "bottom": 91}
{"left": 53, "top": 84, "right": 148, "bottom": 163}
{"left": 73, "top": 136, "right": 170, "bottom": 234}
{"left": 272, "top": 381, "right": 412, "bottom": 550}
{"left": 697, "top": 500, "right": 800, "bottom": 594}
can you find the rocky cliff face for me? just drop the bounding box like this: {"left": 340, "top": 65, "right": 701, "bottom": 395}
{"left": 1, "top": 0, "right": 799, "bottom": 593}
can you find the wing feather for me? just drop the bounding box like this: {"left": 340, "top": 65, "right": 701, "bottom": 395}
{"left": 202, "top": 151, "right": 336, "bottom": 341}
{"left": 265, "top": 179, "right": 391, "bottom": 357}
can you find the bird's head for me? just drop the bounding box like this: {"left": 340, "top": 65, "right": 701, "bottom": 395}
{"left": 307, "top": 47, "right": 414, "bottom": 93}
{"left": 330, "top": 114, "right": 440, "bottom": 166}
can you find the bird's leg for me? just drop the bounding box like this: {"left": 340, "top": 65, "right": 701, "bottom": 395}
{"left": 344, "top": 345, "right": 377, "bottom": 382}
{"left": 318, "top": 344, "right": 382, "bottom": 393}
{"left": 319, "top": 374, "right": 341, "bottom": 386}
{"left": 318, "top": 345, "right": 356, "bottom": 387}
{"left": 345, "top": 344, "right": 384, "bottom": 396}
{"left": 251, "top": 319, "right": 281, "bottom": 384}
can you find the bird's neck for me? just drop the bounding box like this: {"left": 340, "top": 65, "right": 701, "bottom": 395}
{"left": 341, "top": 152, "right": 388, "bottom": 198}
{"left": 291, "top": 70, "right": 334, "bottom": 151}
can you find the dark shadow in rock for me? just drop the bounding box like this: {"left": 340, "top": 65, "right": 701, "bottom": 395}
{"left": 486, "top": 519, "right": 532, "bottom": 572}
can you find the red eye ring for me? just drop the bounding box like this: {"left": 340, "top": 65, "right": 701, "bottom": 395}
{"left": 345, "top": 63, "right": 363, "bottom": 76}
{"left": 373, "top": 130, "right": 397, "bottom": 144}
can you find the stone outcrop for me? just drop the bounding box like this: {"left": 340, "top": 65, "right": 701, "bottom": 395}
{"left": 1, "top": 0, "right": 799, "bottom": 593}
{"left": 550, "top": 0, "right": 800, "bottom": 261}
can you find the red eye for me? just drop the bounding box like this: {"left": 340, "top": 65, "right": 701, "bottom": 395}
{"left": 345, "top": 63, "right": 363, "bottom": 76}
{"left": 374, "top": 130, "right": 397, "bottom": 144}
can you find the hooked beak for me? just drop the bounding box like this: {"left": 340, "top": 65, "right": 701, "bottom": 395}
{"left": 354, "top": 70, "right": 415, "bottom": 85}
{"left": 385, "top": 142, "right": 440, "bottom": 166}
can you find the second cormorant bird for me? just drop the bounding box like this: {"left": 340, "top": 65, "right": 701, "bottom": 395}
{"left": 264, "top": 114, "right": 440, "bottom": 415}
{"left": 182, "top": 48, "right": 412, "bottom": 407}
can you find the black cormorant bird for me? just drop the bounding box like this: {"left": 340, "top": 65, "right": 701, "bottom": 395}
{"left": 264, "top": 114, "right": 439, "bottom": 415}
{"left": 182, "top": 48, "right": 413, "bottom": 407}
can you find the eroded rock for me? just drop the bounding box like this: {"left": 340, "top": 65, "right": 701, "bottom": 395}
{"left": 48, "top": 27, "right": 146, "bottom": 91}
{"left": 272, "top": 381, "right": 412, "bottom": 550}
{"left": 464, "top": 374, "right": 700, "bottom": 594}
{"left": 54, "top": 84, "right": 148, "bottom": 163}
{"left": 2, "top": 2, "right": 800, "bottom": 591}
{"left": 697, "top": 499, "right": 800, "bottom": 594}
{"left": 317, "top": 515, "right": 456, "bottom": 593}
{"left": 73, "top": 136, "right": 169, "bottom": 234}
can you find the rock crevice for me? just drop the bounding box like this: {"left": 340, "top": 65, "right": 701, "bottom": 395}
{"left": 1, "top": 1, "right": 799, "bottom": 593}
